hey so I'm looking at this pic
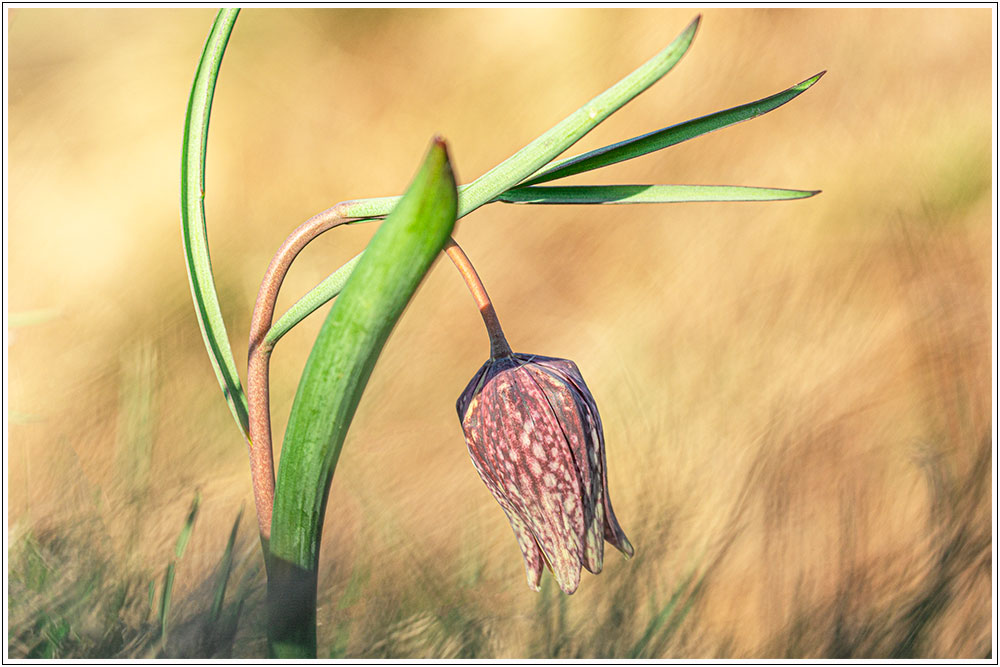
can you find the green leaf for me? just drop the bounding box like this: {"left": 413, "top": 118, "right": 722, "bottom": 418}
{"left": 264, "top": 253, "right": 362, "bottom": 348}
{"left": 456, "top": 15, "right": 700, "bottom": 217}
{"left": 262, "top": 17, "right": 700, "bottom": 346}
{"left": 267, "top": 138, "right": 457, "bottom": 657}
{"left": 180, "top": 9, "right": 249, "bottom": 438}
{"left": 159, "top": 493, "right": 201, "bottom": 643}
{"left": 271, "top": 138, "right": 456, "bottom": 565}
{"left": 210, "top": 506, "right": 244, "bottom": 624}
{"left": 521, "top": 71, "right": 825, "bottom": 186}
{"left": 173, "top": 492, "right": 201, "bottom": 560}
{"left": 497, "top": 184, "right": 820, "bottom": 205}
{"left": 627, "top": 570, "right": 702, "bottom": 659}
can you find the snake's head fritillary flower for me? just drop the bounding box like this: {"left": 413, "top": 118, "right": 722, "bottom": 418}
{"left": 457, "top": 353, "right": 634, "bottom": 594}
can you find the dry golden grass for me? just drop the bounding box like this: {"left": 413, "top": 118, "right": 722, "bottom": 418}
{"left": 6, "top": 7, "right": 994, "bottom": 658}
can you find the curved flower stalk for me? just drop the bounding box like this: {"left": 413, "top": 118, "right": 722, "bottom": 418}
{"left": 446, "top": 240, "right": 631, "bottom": 594}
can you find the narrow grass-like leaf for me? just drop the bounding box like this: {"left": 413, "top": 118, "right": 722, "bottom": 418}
{"left": 627, "top": 572, "right": 696, "bottom": 659}
{"left": 521, "top": 71, "right": 825, "bottom": 186}
{"left": 497, "top": 184, "right": 820, "bottom": 205}
{"left": 180, "top": 8, "right": 249, "bottom": 438}
{"left": 159, "top": 493, "right": 201, "bottom": 643}
{"left": 210, "top": 506, "right": 244, "bottom": 624}
{"left": 261, "top": 18, "right": 699, "bottom": 347}
{"left": 646, "top": 577, "right": 704, "bottom": 658}
{"left": 158, "top": 564, "right": 176, "bottom": 643}
{"left": 264, "top": 254, "right": 363, "bottom": 348}
{"left": 173, "top": 493, "right": 201, "bottom": 559}
{"left": 267, "top": 138, "right": 457, "bottom": 657}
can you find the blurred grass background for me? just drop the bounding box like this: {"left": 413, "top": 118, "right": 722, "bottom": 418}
{"left": 6, "top": 7, "right": 994, "bottom": 659}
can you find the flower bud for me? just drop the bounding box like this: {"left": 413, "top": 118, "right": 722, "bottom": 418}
{"left": 457, "top": 353, "right": 633, "bottom": 594}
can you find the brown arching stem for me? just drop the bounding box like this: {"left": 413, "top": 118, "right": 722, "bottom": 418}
{"left": 246, "top": 202, "right": 366, "bottom": 542}
{"left": 444, "top": 238, "right": 513, "bottom": 359}
{"left": 248, "top": 226, "right": 507, "bottom": 544}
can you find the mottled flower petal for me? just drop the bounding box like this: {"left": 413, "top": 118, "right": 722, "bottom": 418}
{"left": 457, "top": 352, "right": 633, "bottom": 594}
{"left": 472, "top": 365, "right": 585, "bottom": 593}
{"left": 504, "top": 510, "right": 544, "bottom": 591}
{"left": 522, "top": 358, "right": 606, "bottom": 574}
{"left": 592, "top": 407, "right": 634, "bottom": 558}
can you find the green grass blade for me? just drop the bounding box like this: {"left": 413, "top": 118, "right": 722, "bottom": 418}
{"left": 173, "top": 493, "right": 201, "bottom": 559}
{"left": 180, "top": 9, "right": 249, "bottom": 438}
{"left": 158, "top": 563, "right": 176, "bottom": 643}
{"left": 521, "top": 71, "right": 825, "bottom": 186}
{"left": 210, "top": 505, "right": 244, "bottom": 624}
{"left": 267, "top": 138, "right": 458, "bottom": 658}
{"left": 159, "top": 493, "right": 201, "bottom": 644}
{"left": 497, "top": 184, "right": 820, "bottom": 205}
{"left": 627, "top": 572, "right": 695, "bottom": 659}
{"left": 647, "top": 577, "right": 705, "bottom": 658}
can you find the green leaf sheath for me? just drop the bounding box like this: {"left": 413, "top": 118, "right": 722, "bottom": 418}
{"left": 520, "top": 71, "right": 825, "bottom": 187}
{"left": 496, "top": 184, "right": 820, "bottom": 205}
{"left": 180, "top": 9, "right": 248, "bottom": 437}
{"left": 267, "top": 139, "right": 457, "bottom": 657}
{"left": 262, "top": 17, "right": 700, "bottom": 347}
{"left": 270, "top": 138, "right": 458, "bottom": 570}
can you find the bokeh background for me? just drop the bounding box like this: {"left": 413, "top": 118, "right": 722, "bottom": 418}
{"left": 6, "top": 7, "right": 994, "bottom": 659}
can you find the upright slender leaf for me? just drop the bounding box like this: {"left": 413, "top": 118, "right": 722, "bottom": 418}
{"left": 180, "top": 8, "right": 249, "bottom": 437}
{"left": 521, "top": 71, "right": 825, "bottom": 186}
{"left": 267, "top": 138, "right": 458, "bottom": 658}
{"left": 210, "top": 506, "right": 244, "bottom": 624}
{"left": 158, "top": 493, "right": 201, "bottom": 645}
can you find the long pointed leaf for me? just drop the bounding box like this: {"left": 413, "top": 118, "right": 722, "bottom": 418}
{"left": 521, "top": 71, "right": 825, "bottom": 187}
{"left": 261, "top": 17, "right": 701, "bottom": 347}
{"left": 267, "top": 138, "right": 458, "bottom": 658}
{"left": 497, "top": 184, "right": 820, "bottom": 205}
{"left": 456, "top": 15, "right": 700, "bottom": 216}
{"left": 180, "top": 9, "right": 249, "bottom": 437}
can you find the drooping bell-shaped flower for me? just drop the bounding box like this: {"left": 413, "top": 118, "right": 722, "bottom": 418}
{"left": 457, "top": 352, "right": 634, "bottom": 594}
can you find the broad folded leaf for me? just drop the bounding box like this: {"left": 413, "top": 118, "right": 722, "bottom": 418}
{"left": 270, "top": 138, "right": 458, "bottom": 571}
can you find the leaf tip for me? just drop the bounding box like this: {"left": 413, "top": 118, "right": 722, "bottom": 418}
{"left": 684, "top": 14, "right": 702, "bottom": 39}
{"left": 426, "top": 134, "right": 455, "bottom": 182}
{"left": 800, "top": 70, "right": 827, "bottom": 89}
